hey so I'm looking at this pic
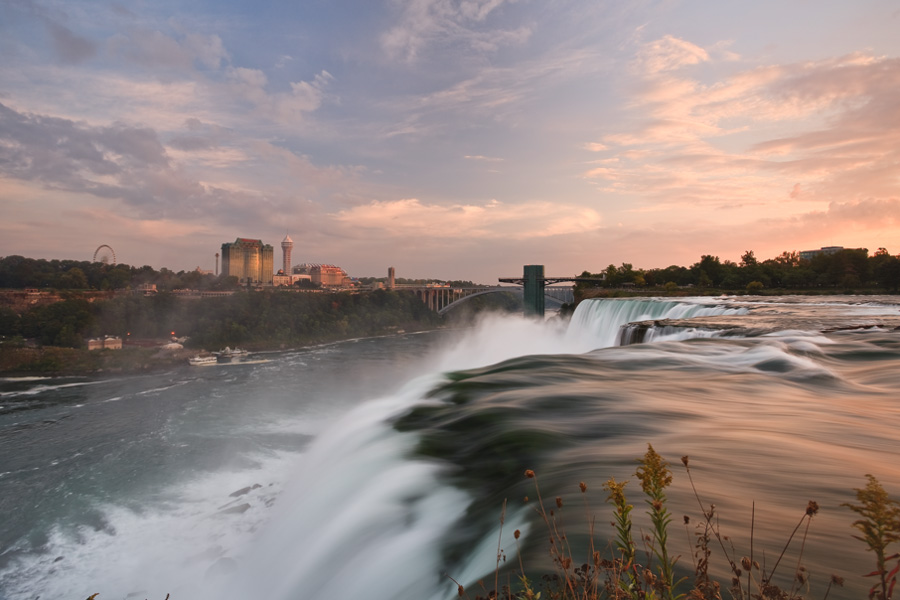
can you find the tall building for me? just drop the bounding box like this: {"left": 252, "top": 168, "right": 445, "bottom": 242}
{"left": 221, "top": 238, "right": 275, "bottom": 284}
{"left": 388, "top": 266, "right": 395, "bottom": 289}
{"left": 281, "top": 235, "right": 293, "bottom": 275}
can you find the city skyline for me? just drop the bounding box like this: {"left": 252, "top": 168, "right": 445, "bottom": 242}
{"left": 2, "top": 1, "right": 899, "bottom": 283}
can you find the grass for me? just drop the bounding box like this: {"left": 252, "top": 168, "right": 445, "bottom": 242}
{"left": 453, "top": 446, "right": 900, "bottom": 600}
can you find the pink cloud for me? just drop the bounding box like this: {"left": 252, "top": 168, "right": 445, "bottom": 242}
{"left": 331, "top": 198, "right": 602, "bottom": 240}
{"left": 635, "top": 35, "right": 709, "bottom": 75}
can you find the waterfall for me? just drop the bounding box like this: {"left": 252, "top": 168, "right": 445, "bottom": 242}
{"left": 198, "top": 300, "right": 748, "bottom": 600}
{"left": 566, "top": 297, "right": 748, "bottom": 348}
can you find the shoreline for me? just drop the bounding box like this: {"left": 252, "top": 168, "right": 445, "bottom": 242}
{"left": 0, "top": 324, "right": 449, "bottom": 378}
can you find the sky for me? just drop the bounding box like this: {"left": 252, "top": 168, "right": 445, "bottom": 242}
{"left": 1, "top": 0, "right": 899, "bottom": 284}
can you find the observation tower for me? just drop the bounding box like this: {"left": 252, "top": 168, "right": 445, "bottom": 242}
{"left": 281, "top": 235, "right": 293, "bottom": 275}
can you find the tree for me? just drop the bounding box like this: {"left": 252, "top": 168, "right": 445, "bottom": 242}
{"left": 56, "top": 267, "right": 88, "bottom": 290}
{"left": 871, "top": 252, "right": 900, "bottom": 291}
{"left": 740, "top": 250, "right": 758, "bottom": 268}
{"left": 603, "top": 264, "right": 620, "bottom": 287}
{"left": 692, "top": 255, "right": 724, "bottom": 287}
{"left": 746, "top": 281, "right": 764, "bottom": 294}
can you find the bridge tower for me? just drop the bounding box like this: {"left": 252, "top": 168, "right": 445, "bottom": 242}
{"left": 499, "top": 266, "right": 604, "bottom": 318}
{"left": 523, "top": 265, "right": 544, "bottom": 317}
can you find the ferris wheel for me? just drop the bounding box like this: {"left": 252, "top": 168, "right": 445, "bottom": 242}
{"left": 93, "top": 244, "right": 117, "bottom": 265}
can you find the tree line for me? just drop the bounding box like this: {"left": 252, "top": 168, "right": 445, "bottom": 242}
{"left": 578, "top": 248, "right": 900, "bottom": 292}
{"left": 0, "top": 255, "right": 239, "bottom": 292}
{"left": 0, "top": 288, "right": 442, "bottom": 350}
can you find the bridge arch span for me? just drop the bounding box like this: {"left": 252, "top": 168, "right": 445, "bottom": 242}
{"left": 437, "top": 287, "right": 571, "bottom": 316}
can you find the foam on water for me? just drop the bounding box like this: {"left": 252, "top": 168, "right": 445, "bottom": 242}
{"left": 2, "top": 297, "right": 890, "bottom": 600}
{"left": 201, "top": 376, "right": 474, "bottom": 600}
{"left": 0, "top": 448, "right": 299, "bottom": 599}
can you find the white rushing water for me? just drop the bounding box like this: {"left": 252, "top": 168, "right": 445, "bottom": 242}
{"left": 2, "top": 296, "right": 899, "bottom": 600}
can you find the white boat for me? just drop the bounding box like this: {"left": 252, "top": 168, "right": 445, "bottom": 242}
{"left": 188, "top": 355, "right": 218, "bottom": 366}
{"left": 215, "top": 347, "right": 250, "bottom": 362}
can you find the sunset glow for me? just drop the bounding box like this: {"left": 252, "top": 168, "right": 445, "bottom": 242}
{"left": 2, "top": 1, "right": 898, "bottom": 281}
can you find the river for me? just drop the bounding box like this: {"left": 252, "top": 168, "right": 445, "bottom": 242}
{"left": 1, "top": 296, "right": 899, "bottom": 600}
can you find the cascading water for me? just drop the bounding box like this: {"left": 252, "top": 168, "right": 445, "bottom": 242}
{"left": 567, "top": 297, "right": 748, "bottom": 347}
{"left": 2, "top": 297, "right": 900, "bottom": 600}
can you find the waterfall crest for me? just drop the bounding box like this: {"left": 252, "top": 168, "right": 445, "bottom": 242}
{"left": 567, "top": 297, "right": 748, "bottom": 348}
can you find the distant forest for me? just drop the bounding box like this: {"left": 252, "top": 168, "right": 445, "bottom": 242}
{"left": 576, "top": 249, "right": 900, "bottom": 292}
{"left": 0, "top": 255, "right": 238, "bottom": 292}
{"left": 0, "top": 287, "right": 442, "bottom": 350}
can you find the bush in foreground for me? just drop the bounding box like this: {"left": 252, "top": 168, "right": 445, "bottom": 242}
{"left": 453, "top": 446, "right": 900, "bottom": 600}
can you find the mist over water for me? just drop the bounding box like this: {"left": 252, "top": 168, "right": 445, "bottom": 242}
{"left": 2, "top": 297, "right": 900, "bottom": 600}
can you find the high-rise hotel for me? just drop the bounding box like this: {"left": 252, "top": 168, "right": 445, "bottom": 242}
{"left": 221, "top": 238, "right": 275, "bottom": 284}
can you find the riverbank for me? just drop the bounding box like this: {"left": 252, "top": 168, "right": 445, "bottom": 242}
{"left": 0, "top": 323, "right": 446, "bottom": 377}
{"left": 0, "top": 345, "right": 197, "bottom": 376}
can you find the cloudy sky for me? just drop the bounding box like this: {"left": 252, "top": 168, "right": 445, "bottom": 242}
{"left": 2, "top": 0, "right": 899, "bottom": 283}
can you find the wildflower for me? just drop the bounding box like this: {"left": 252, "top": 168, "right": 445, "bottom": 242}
{"left": 514, "top": 529, "right": 521, "bottom": 540}
{"left": 635, "top": 444, "right": 673, "bottom": 498}
{"left": 579, "top": 481, "right": 587, "bottom": 493}
{"left": 806, "top": 500, "right": 820, "bottom": 516}
{"left": 603, "top": 477, "right": 629, "bottom": 513}
{"left": 525, "top": 469, "right": 535, "bottom": 479}
{"left": 843, "top": 474, "right": 900, "bottom": 600}
{"left": 556, "top": 497, "right": 563, "bottom": 509}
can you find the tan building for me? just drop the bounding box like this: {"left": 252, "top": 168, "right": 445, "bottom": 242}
{"left": 293, "top": 263, "right": 351, "bottom": 288}
{"left": 221, "top": 238, "right": 275, "bottom": 284}
{"left": 87, "top": 336, "right": 122, "bottom": 350}
{"left": 311, "top": 264, "right": 348, "bottom": 288}
{"left": 274, "top": 271, "right": 313, "bottom": 287}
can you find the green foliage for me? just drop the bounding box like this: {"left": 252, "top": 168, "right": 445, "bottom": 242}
{"left": 604, "top": 477, "right": 635, "bottom": 566}
{"left": 4, "top": 288, "right": 441, "bottom": 354}
{"left": 843, "top": 475, "right": 900, "bottom": 600}
{"left": 577, "top": 247, "right": 900, "bottom": 291}
{"left": 20, "top": 299, "right": 94, "bottom": 347}
{"left": 0, "top": 306, "right": 21, "bottom": 336}
{"left": 746, "top": 281, "right": 764, "bottom": 294}
{"left": 635, "top": 444, "right": 678, "bottom": 599}
{"left": 0, "top": 255, "right": 238, "bottom": 292}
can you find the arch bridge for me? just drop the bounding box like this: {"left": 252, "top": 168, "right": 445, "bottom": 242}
{"left": 404, "top": 281, "right": 576, "bottom": 316}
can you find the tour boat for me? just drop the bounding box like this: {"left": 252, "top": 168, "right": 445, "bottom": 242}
{"left": 188, "top": 355, "right": 218, "bottom": 366}
{"left": 215, "top": 347, "right": 250, "bottom": 362}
